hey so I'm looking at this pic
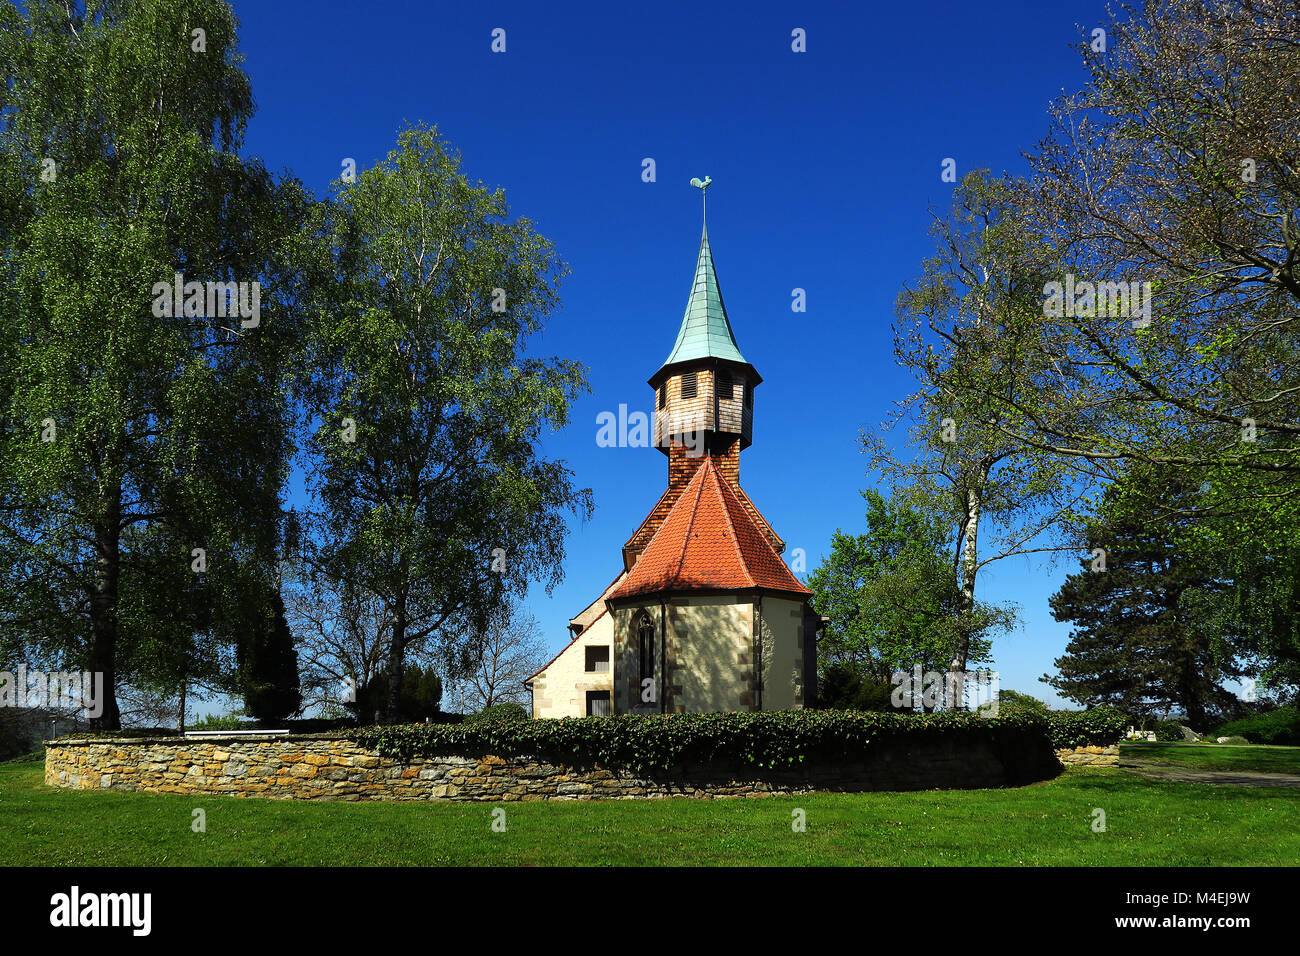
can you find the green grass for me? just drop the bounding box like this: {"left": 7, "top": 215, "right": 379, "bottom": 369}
{"left": 1121, "top": 742, "right": 1300, "bottom": 775}
{"left": 2, "top": 759, "right": 1298, "bottom": 866}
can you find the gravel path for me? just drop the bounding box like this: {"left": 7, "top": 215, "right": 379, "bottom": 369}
{"left": 1118, "top": 759, "right": 1300, "bottom": 789}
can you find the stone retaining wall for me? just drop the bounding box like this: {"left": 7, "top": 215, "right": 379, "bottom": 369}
{"left": 1055, "top": 745, "right": 1120, "bottom": 766}
{"left": 45, "top": 732, "right": 1061, "bottom": 801}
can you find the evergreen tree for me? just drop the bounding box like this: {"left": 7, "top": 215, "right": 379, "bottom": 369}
{"left": 1044, "top": 467, "right": 1241, "bottom": 726}
{"left": 239, "top": 592, "right": 301, "bottom": 724}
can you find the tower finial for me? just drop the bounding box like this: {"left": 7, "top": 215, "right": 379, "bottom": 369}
{"left": 689, "top": 175, "right": 712, "bottom": 227}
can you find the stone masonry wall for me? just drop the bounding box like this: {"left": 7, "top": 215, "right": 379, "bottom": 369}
{"left": 1055, "top": 745, "right": 1120, "bottom": 766}
{"left": 45, "top": 732, "right": 1061, "bottom": 802}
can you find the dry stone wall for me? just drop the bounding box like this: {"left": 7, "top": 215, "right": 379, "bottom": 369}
{"left": 1055, "top": 745, "right": 1120, "bottom": 766}
{"left": 45, "top": 732, "right": 1063, "bottom": 802}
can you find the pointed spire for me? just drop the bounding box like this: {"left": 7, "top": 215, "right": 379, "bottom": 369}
{"left": 658, "top": 177, "right": 747, "bottom": 371}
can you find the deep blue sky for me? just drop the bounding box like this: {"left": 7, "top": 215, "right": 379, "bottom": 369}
{"left": 232, "top": 0, "right": 1114, "bottom": 707}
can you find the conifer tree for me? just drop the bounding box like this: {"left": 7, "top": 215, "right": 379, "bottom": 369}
{"left": 1045, "top": 467, "right": 1241, "bottom": 726}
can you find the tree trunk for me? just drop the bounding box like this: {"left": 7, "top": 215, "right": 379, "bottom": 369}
{"left": 178, "top": 679, "right": 187, "bottom": 733}
{"left": 949, "top": 482, "right": 983, "bottom": 711}
{"left": 88, "top": 488, "right": 122, "bottom": 730}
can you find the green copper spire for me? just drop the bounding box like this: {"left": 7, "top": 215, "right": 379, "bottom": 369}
{"left": 658, "top": 177, "right": 747, "bottom": 372}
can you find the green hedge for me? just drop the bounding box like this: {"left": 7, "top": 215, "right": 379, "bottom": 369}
{"left": 1045, "top": 706, "right": 1130, "bottom": 748}
{"left": 1214, "top": 706, "right": 1300, "bottom": 745}
{"left": 350, "top": 708, "right": 1052, "bottom": 777}
{"left": 463, "top": 702, "right": 528, "bottom": 724}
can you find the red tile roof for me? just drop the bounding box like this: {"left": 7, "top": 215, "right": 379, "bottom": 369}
{"left": 608, "top": 457, "right": 811, "bottom": 602}
{"left": 621, "top": 470, "right": 785, "bottom": 562}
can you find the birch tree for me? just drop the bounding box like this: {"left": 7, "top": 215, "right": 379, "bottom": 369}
{"left": 303, "top": 124, "right": 592, "bottom": 723}
{"left": 0, "top": 0, "right": 310, "bottom": 727}
{"left": 871, "top": 171, "right": 1085, "bottom": 704}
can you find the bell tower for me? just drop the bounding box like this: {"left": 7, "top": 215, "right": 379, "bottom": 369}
{"left": 649, "top": 176, "right": 761, "bottom": 491}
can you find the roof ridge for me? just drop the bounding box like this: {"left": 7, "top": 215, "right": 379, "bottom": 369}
{"left": 669, "top": 461, "right": 708, "bottom": 584}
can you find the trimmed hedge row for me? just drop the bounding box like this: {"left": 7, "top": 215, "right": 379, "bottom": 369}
{"left": 1045, "top": 706, "right": 1131, "bottom": 748}
{"left": 350, "top": 708, "right": 1054, "bottom": 777}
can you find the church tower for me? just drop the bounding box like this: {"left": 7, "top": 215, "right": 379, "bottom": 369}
{"left": 525, "top": 179, "right": 820, "bottom": 719}
{"left": 650, "top": 218, "right": 759, "bottom": 474}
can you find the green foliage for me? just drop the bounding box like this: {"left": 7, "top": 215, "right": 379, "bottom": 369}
{"left": 1153, "top": 719, "right": 1186, "bottom": 743}
{"left": 238, "top": 593, "right": 301, "bottom": 724}
{"left": 998, "top": 690, "right": 1050, "bottom": 716}
{"left": 302, "top": 123, "right": 592, "bottom": 722}
{"left": 1045, "top": 464, "right": 1242, "bottom": 726}
{"left": 814, "top": 663, "right": 895, "bottom": 712}
{"left": 879, "top": 171, "right": 1069, "bottom": 675}
{"left": 1214, "top": 706, "right": 1300, "bottom": 746}
{"left": 809, "top": 488, "right": 1005, "bottom": 681}
{"left": 465, "top": 701, "right": 528, "bottom": 723}
{"left": 347, "top": 663, "right": 443, "bottom": 724}
{"left": 351, "top": 708, "right": 1051, "bottom": 777}
{"left": 188, "top": 711, "right": 253, "bottom": 732}
{"left": 1045, "top": 706, "right": 1130, "bottom": 748}
{"left": 0, "top": 0, "right": 311, "bottom": 727}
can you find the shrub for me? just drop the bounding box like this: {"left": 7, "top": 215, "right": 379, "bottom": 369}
{"left": 346, "top": 664, "right": 442, "bottom": 723}
{"left": 1154, "top": 719, "right": 1185, "bottom": 742}
{"left": 51, "top": 727, "right": 179, "bottom": 740}
{"left": 351, "top": 708, "right": 1054, "bottom": 777}
{"left": 815, "top": 663, "right": 895, "bottom": 712}
{"left": 0, "top": 713, "right": 34, "bottom": 761}
{"left": 1046, "top": 705, "right": 1130, "bottom": 748}
{"left": 189, "top": 711, "right": 254, "bottom": 731}
{"left": 998, "top": 690, "right": 1050, "bottom": 716}
{"left": 1214, "top": 706, "right": 1300, "bottom": 745}
{"left": 238, "top": 592, "right": 302, "bottom": 723}
{"left": 465, "top": 702, "right": 528, "bottom": 723}
{"left": 1216, "top": 735, "right": 1250, "bottom": 745}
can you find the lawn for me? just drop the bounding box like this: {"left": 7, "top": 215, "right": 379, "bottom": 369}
{"left": 2, "top": 758, "right": 1298, "bottom": 866}
{"left": 1120, "top": 742, "right": 1300, "bottom": 775}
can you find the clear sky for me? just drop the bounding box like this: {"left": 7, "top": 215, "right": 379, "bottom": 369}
{"left": 231, "top": 0, "right": 1115, "bottom": 708}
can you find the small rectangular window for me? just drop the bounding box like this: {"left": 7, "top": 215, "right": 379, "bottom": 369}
{"left": 586, "top": 691, "right": 611, "bottom": 717}
{"left": 745, "top": 383, "right": 752, "bottom": 408}
{"left": 585, "top": 645, "right": 610, "bottom": 673}
{"left": 657, "top": 384, "right": 665, "bottom": 409}
{"left": 718, "top": 370, "right": 733, "bottom": 399}
{"left": 681, "top": 371, "right": 697, "bottom": 399}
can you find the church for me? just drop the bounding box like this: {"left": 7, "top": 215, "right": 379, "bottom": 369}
{"left": 526, "top": 182, "right": 823, "bottom": 717}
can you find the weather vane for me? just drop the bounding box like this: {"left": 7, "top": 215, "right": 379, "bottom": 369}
{"left": 690, "top": 175, "right": 713, "bottom": 225}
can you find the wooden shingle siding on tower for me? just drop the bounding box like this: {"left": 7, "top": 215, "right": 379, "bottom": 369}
{"left": 653, "top": 369, "right": 752, "bottom": 450}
